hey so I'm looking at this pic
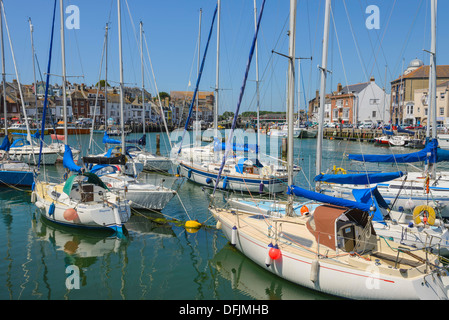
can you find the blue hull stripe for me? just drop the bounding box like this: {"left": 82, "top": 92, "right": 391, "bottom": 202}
{"left": 180, "top": 163, "right": 287, "bottom": 185}
{"left": 0, "top": 171, "right": 34, "bottom": 187}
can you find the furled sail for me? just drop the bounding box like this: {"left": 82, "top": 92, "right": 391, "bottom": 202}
{"left": 314, "top": 171, "right": 404, "bottom": 185}
{"left": 103, "top": 131, "right": 121, "bottom": 145}
{"left": 63, "top": 145, "right": 82, "bottom": 173}
{"left": 287, "top": 185, "right": 372, "bottom": 212}
{"left": 347, "top": 138, "right": 438, "bottom": 163}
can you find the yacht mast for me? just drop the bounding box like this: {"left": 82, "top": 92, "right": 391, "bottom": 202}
{"left": 315, "top": 0, "right": 331, "bottom": 191}
{"left": 0, "top": 3, "right": 6, "bottom": 138}
{"left": 429, "top": 0, "right": 437, "bottom": 176}
{"left": 254, "top": 0, "right": 260, "bottom": 161}
{"left": 29, "top": 18, "right": 38, "bottom": 124}
{"left": 214, "top": 0, "right": 220, "bottom": 138}
{"left": 59, "top": 0, "right": 67, "bottom": 144}
{"left": 286, "top": 0, "right": 296, "bottom": 216}
{"left": 117, "top": 0, "right": 125, "bottom": 152}
{"left": 140, "top": 21, "right": 145, "bottom": 136}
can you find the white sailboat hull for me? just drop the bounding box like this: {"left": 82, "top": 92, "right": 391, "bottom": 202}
{"left": 133, "top": 152, "right": 172, "bottom": 172}
{"left": 211, "top": 208, "right": 449, "bottom": 300}
{"left": 98, "top": 172, "right": 176, "bottom": 210}
{"left": 33, "top": 181, "right": 131, "bottom": 232}
{"left": 320, "top": 171, "right": 449, "bottom": 219}
{"left": 8, "top": 146, "right": 59, "bottom": 165}
{"left": 178, "top": 161, "right": 288, "bottom": 194}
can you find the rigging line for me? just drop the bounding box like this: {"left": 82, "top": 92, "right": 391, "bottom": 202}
{"left": 359, "top": 0, "right": 396, "bottom": 86}
{"left": 37, "top": 0, "right": 57, "bottom": 170}
{"left": 212, "top": 0, "right": 266, "bottom": 196}
{"left": 341, "top": 0, "right": 368, "bottom": 81}
{"left": 390, "top": 0, "right": 424, "bottom": 80}
{"left": 123, "top": 0, "right": 172, "bottom": 152}
{"left": 88, "top": 27, "right": 107, "bottom": 155}
{"left": 143, "top": 36, "right": 173, "bottom": 151}
{"left": 306, "top": 0, "right": 321, "bottom": 107}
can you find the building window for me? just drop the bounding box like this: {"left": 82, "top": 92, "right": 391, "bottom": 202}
{"left": 425, "top": 108, "right": 428, "bottom": 116}
{"left": 441, "top": 92, "right": 446, "bottom": 99}
{"left": 333, "top": 109, "right": 338, "bottom": 119}
{"left": 372, "top": 111, "right": 377, "bottom": 118}
{"left": 440, "top": 107, "right": 444, "bottom": 116}
{"left": 370, "top": 99, "right": 379, "bottom": 105}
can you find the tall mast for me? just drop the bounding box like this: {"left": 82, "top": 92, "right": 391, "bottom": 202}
{"left": 214, "top": 0, "right": 220, "bottom": 138}
{"left": 59, "top": 0, "right": 67, "bottom": 144}
{"left": 29, "top": 18, "right": 38, "bottom": 124}
{"left": 0, "top": 3, "right": 6, "bottom": 137}
{"left": 429, "top": 0, "right": 437, "bottom": 177}
{"left": 1, "top": 1, "right": 33, "bottom": 163}
{"left": 195, "top": 8, "right": 202, "bottom": 146}
{"left": 117, "top": 0, "right": 125, "bottom": 151}
{"left": 254, "top": 0, "right": 260, "bottom": 161}
{"left": 286, "top": 0, "right": 296, "bottom": 217}
{"left": 140, "top": 21, "right": 145, "bottom": 136}
{"left": 315, "top": 0, "right": 331, "bottom": 191}
{"left": 105, "top": 23, "right": 108, "bottom": 134}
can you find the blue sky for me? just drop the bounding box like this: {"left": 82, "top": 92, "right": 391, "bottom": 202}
{"left": 1, "top": 0, "right": 448, "bottom": 115}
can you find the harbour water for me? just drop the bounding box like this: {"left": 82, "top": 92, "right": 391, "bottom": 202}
{"left": 0, "top": 132, "right": 431, "bottom": 300}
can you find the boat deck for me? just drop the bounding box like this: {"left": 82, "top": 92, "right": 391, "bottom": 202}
{"left": 210, "top": 206, "right": 438, "bottom": 278}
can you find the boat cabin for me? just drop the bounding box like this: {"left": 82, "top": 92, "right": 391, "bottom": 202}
{"left": 306, "top": 204, "right": 377, "bottom": 254}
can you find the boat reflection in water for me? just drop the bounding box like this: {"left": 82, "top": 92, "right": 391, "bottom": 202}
{"left": 32, "top": 210, "right": 129, "bottom": 259}
{"left": 211, "top": 245, "right": 339, "bottom": 300}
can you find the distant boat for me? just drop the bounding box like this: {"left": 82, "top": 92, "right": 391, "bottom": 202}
{"left": 55, "top": 122, "right": 90, "bottom": 135}
{"left": 8, "top": 122, "right": 54, "bottom": 135}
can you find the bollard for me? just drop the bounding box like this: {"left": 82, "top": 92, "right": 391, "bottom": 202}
{"left": 156, "top": 134, "right": 161, "bottom": 155}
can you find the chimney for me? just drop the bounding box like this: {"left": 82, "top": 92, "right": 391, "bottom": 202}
{"left": 337, "top": 83, "right": 342, "bottom": 92}
{"left": 370, "top": 76, "right": 375, "bottom": 83}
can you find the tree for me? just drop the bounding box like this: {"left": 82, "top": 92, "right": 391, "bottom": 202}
{"left": 159, "top": 92, "right": 170, "bottom": 100}
{"left": 95, "top": 80, "right": 110, "bottom": 88}
{"left": 222, "top": 111, "right": 234, "bottom": 119}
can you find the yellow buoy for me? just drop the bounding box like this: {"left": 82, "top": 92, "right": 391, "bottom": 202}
{"left": 185, "top": 220, "right": 202, "bottom": 229}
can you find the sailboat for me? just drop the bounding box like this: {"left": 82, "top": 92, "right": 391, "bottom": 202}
{"left": 318, "top": 0, "right": 449, "bottom": 220}
{"left": 0, "top": 5, "right": 58, "bottom": 166}
{"left": 124, "top": 21, "right": 172, "bottom": 173}
{"left": 84, "top": 0, "right": 176, "bottom": 211}
{"left": 230, "top": 0, "right": 449, "bottom": 254}
{"left": 174, "top": 1, "right": 289, "bottom": 194}
{"left": 0, "top": 2, "right": 34, "bottom": 188}
{"left": 210, "top": 0, "right": 449, "bottom": 299}
{"left": 33, "top": 0, "right": 131, "bottom": 234}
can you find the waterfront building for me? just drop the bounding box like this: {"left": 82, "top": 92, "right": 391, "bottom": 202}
{"left": 390, "top": 59, "right": 449, "bottom": 125}
{"left": 413, "top": 80, "right": 449, "bottom": 126}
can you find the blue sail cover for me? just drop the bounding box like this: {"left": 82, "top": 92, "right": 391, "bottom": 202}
{"left": 213, "top": 138, "right": 258, "bottom": 152}
{"left": 0, "top": 135, "right": 10, "bottom": 152}
{"left": 314, "top": 171, "right": 404, "bottom": 185}
{"left": 351, "top": 187, "right": 387, "bottom": 224}
{"left": 103, "top": 131, "right": 121, "bottom": 145}
{"left": 397, "top": 127, "right": 414, "bottom": 135}
{"left": 235, "top": 157, "right": 263, "bottom": 173}
{"left": 127, "top": 134, "right": 146, "bottom": 146}
{"left": 63, "top": 145, "right": 82, "bottom": 173}
{"left": 347, "top": 138, "right": 438, "bottom": 163}
{"left": 287, "top": 185, "right": 372, "bottom": 212}
{"left": 382, "top": 129, "right": 393, "bottom": 136}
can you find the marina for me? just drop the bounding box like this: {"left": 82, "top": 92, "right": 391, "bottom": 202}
{"left": 1, "top": 0, "right": 449, "bottom": 304}
{"left": 1, "top": 132, "right": 449, "bottom": 301}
